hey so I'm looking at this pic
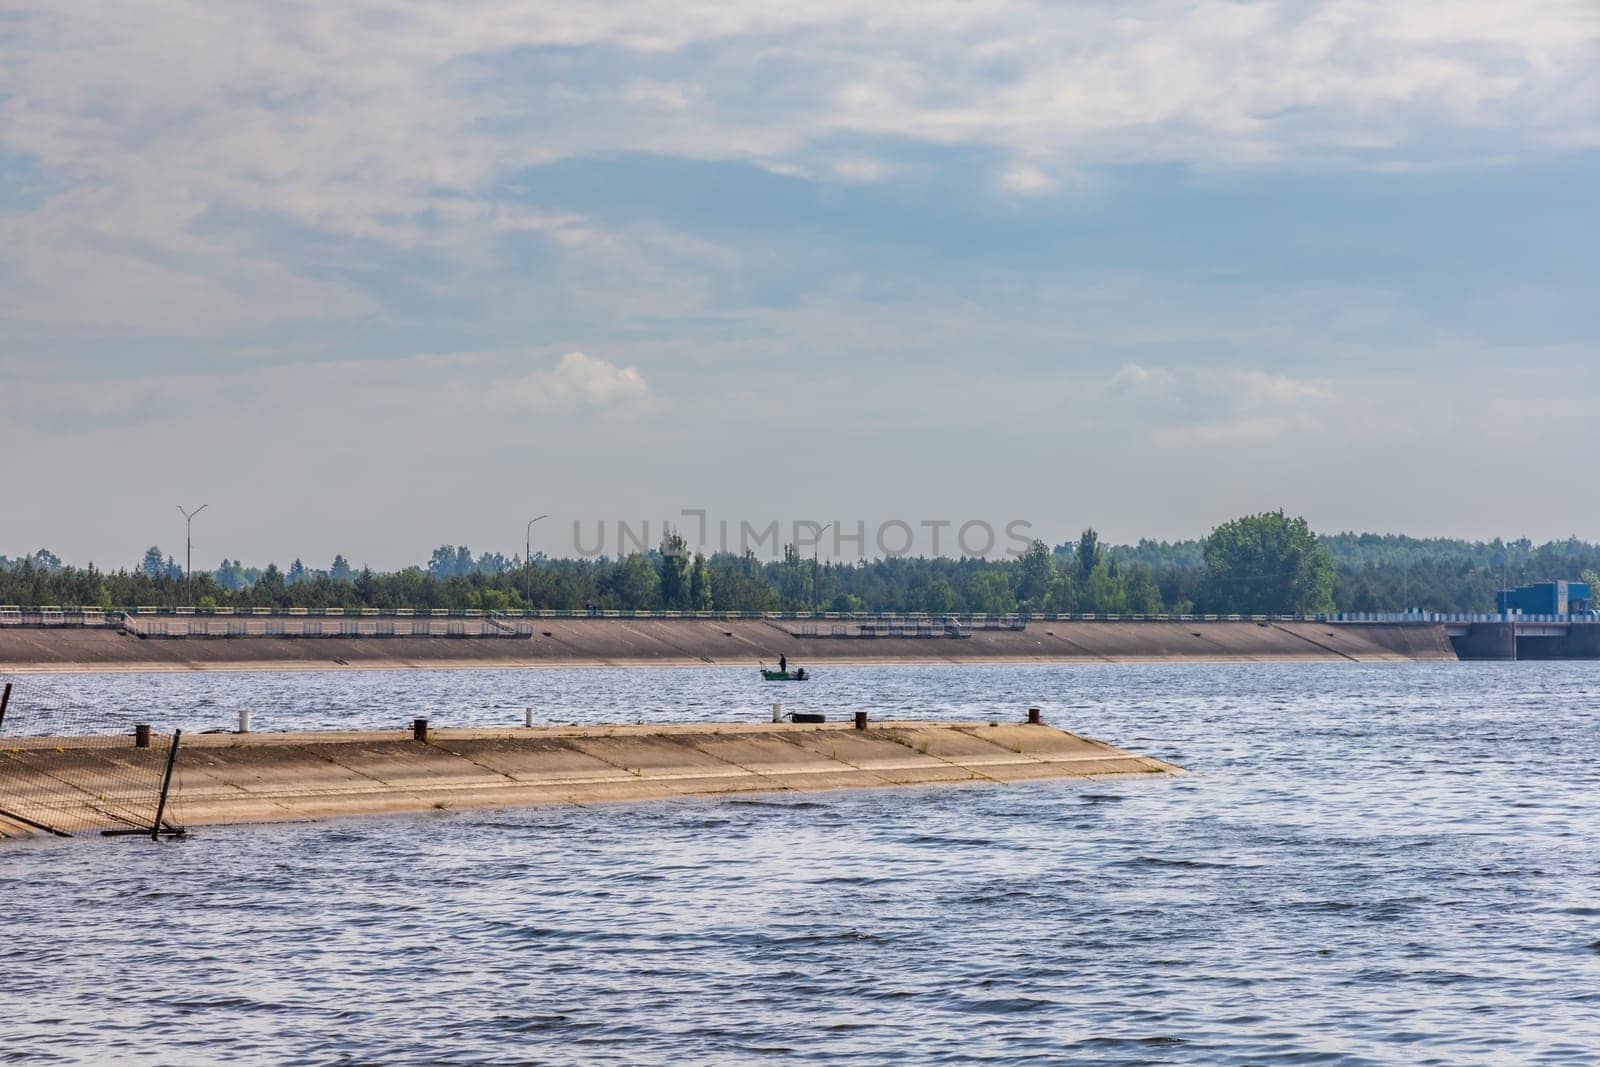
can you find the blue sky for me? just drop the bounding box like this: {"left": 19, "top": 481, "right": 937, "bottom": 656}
{"left": 2, "top": 1, "right": 1598, "bottom": 569}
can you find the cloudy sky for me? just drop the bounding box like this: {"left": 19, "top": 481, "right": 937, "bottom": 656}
{"left": 3, "top": 1, "right": 1598, "bottom": 569}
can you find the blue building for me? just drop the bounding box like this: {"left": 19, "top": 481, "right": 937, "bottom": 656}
{"left": 1496, "top": 580, "right": 1592, "bottom": 616}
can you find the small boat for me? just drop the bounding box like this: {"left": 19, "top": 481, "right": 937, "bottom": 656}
{"left": 761, "top": 667, "right": 809, "bottom": 681}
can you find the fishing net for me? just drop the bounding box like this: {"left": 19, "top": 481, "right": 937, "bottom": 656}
{"left": 0, "top": 675, "right": 185, "bottom": 840}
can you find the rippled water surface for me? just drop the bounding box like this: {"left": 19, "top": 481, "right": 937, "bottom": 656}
{"left": 4, "top": 661, "right": 1599, "bottom": 1065}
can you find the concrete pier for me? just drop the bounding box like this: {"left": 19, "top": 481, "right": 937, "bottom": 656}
{"left": 0, "top": 720, "right": 1180, "bottom": 837}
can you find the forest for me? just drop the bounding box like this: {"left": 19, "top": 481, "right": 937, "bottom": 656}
{"left": 3, "top": 514, "right": 1598, "bottom": 617}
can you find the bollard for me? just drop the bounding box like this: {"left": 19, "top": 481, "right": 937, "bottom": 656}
{"left": 1027, "top": 707, "right": 1042, "bottom": 724}
{"left": 238, "top": 708, "right": 252, "bottom": 733}
{"left": 135, "top": 723, "right": 152, "bottom": 748}
{"left": 525, "top": 707, "right": 534, "bottom": 728}
{"left": 412, "top": 717, "right": 429, "bottom": 742}
{"left": 772, "top": 702, "right": 784, "bottom": 724}
{"left": 854, "top": 711, "right": 867, "bottom": 730}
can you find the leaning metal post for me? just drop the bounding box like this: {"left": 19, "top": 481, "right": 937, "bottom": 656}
{"left": 0, "top": 681, "right": 11, "bottom": 733}
{"left": 152, "top": 729, "right": 183, "bottom": 841}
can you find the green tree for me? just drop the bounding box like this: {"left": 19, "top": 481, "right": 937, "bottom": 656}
{"left": 778, "top": 544, "right": 808, "bottom": 609}
{"left": 688, "top": 553, "right": 713, "bottom": 611}
{"left": 1123, "top": 564, "right": 1164, "bottom": 614}
{"left": 254, "top": 563, "right": 286, "bottom": 607}
{"left": 1081, "top": 561, "right": 1128, "bottom": 614}
{"left": 657, "top": 530, "right": 691, "bottom": 609}
{"left": 1045, "top": 572, "right": 1079, "bottom": 614}
{"left": 1014, "top": 539, "right": 1055, "bottom": 609}
{"left": 1199, "top": 511, "right": 1334, "bottom": 615}
{"left": 916, "top": 579, "right": 955, "bottom": 614}
{"left": 965, "top": 571, "right": 1017, "bottom": 614}
{"left": 602, "top": 554, "right": 659, "bottom": 609}
{"left": 1074, "top": 529, "right": 1102, "bottom": 585}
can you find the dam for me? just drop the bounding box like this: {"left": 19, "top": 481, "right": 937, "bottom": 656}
{"left": 0, "top": 610, "right": 1461, "bottom": 670}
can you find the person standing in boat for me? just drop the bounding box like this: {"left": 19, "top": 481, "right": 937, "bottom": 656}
{"left": 779, "top": 654, "right": 788, "bottom": 674}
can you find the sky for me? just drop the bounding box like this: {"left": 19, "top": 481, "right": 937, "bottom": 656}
{"left": 2, "top": 1, "right": 1598, "bottom": 570}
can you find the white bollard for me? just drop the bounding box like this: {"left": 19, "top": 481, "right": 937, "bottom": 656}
{"left": 238, "top": 708, "right": 252, "bottom": 733}
{"left": 771, "top": 702, "right": 784, "bottom": 723}
{"left": 525, "top": 707, "right": 534, "bottom": 728}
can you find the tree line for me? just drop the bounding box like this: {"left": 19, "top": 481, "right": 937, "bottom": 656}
{"left": 3, "top": 512, "right": 1597, "bottom": 616}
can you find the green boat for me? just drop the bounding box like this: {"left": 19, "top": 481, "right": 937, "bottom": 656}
{"left": 761, "top": 667, "right": 809, "bottom": 681}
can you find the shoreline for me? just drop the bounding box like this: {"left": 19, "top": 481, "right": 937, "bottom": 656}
{"left": 1, "top": 652, "right": 1455, "bottom": 674}
{"left": 0, "top": 617, "right": 1460, "bottom": 672}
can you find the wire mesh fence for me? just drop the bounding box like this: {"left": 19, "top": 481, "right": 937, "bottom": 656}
{"left": 0, "top": 675, "right": 185, "bottom": 840}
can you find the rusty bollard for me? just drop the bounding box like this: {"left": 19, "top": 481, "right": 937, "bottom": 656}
{"left": 854, "top": 711, "right": 867, "bottom": 730}
{"left": 412, "top": 717, "right": 429, "bottom": 742}
{"left": 1027, "top": 707, "right": 1042, "bottom": 724}
{"left": 135, "top": 723, "right": 152, "bottom": 749}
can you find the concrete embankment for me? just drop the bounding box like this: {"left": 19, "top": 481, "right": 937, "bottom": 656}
{"left": 0, "top": 720, "right": 1180, "bottom": 837}
{"left": 0, "top": 618, "right": 1457, "bottom": 671}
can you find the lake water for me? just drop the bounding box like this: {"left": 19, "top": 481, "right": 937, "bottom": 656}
{"left": 3, "top": 661, "right": 1599, "bottom": 1064}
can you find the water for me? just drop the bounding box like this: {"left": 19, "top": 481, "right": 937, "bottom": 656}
{"left": 3, "top": 662, "right": 1599, "bottom": 1064}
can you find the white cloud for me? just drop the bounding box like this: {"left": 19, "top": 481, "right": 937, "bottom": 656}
{"left": 1, "top": 0, "right": 1595, "bottom": 332}
{"left": 832, "top": 157, "right": 894, "bottom": 183}
{"left": 496, "top": 352, "right": 654, "bottom": 412}
{"left": 997, "top": 162, "right": 1056, "bottom": 196}
{"left": 1109, "top": 362, "right": 1336, "bottom": 444}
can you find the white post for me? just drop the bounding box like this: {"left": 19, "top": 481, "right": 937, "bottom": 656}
{"left": 771, "top": 702, "right": 784, "bottom": 723}
{"left": 525, "top": 707, "right": 534, "bottom": 728}
{"left": 237, "top": 708, "right": 251, "bottom": 733}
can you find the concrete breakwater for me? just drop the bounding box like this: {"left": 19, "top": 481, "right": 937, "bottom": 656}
{"left": 0, "top": 720, "right": 1180, "bottom": 837}
{"left": 0, "top": 617, "right": 1458, "bottom": 671}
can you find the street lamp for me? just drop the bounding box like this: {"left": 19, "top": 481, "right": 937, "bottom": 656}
{"left": 813, "top": 522, "right": 834, "bottom": 612}
{"left": 525, "top": 514, "right": 548, "bottom": 607}
{"left": 177, "top": 504, "right": 208, "bottom": 605}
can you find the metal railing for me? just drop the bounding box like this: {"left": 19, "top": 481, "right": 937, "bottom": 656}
{"left": 3, "top": 605, "right": 1596, "bottom": 628}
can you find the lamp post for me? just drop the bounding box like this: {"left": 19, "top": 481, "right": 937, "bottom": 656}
{"left": 524, "top": 514, "right": 548, "bottom": 608}
{"left": 813, "top": 522, "right": 834, "bottom": 612}
{"left": 177, "top": 504, "right": 208, "bottom": 605}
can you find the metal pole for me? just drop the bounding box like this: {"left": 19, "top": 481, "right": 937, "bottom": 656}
{"left": 177, "top": 504, "right": 208, "bottom": 605}
{"left": 152, "top": 729, "right": 182, "bottom": 841}
{"left": 0, "top": 682, "right": 11, "bottom": 734}
{"left": 1, "top": 804, "right": 71, "bottom": 838}
{"left": 525, "top": 514, "right": 548, "bottom": 608}
{"left": 814, "top": 522, "right": 834, "bottom": 612}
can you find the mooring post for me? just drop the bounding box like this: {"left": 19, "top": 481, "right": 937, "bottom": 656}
{"left": 152, "top": 729, "right": 182, "bottom": 841}
{"left": 524, "top": 707, "right": 534, "bottom": 728}
{"left": 237, "top": 708, "right": 252, "bottom": 733}
{"left": 854, "top": 711, "right": 867, "bottom": 730}
{"left": 772, "top": 702, "right": 784, "bottom": 723}
{"left": 413, "top": 717, "right": 429, "bottom": 742}
{"left": 1028, "top": 707, "right": 1042, "bottom": 724}
{"left": 0, "top": 681, "right": 11, "bottom": 734}
{"left": 135, "top": 723, "right": 152, "bottom": 749}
